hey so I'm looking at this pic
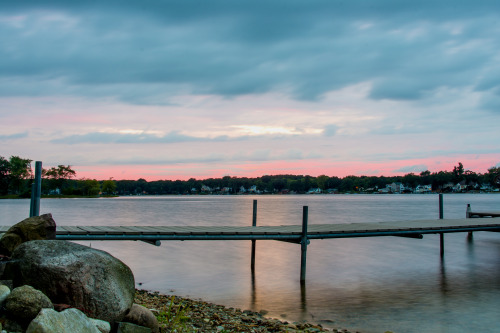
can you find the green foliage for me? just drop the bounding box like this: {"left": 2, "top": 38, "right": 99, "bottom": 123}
{"left": 101, "top": 178, "right": 117, "bottom": 194}
{"left": 0, "top": 156, "right": 10, "bottom": 195}
{"left": 84, "top": 179, "right": 101, "bottom": 196}
{"left": 155, "top": 296, "right": 193, "bottom": 332}
{"left": 8, "top": 156, "right": 32, "bottom": 194}
{"left": 2, "top": 155, "right": 500, "bottom": 197}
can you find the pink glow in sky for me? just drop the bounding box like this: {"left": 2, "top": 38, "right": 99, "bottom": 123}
{"left": 1, "top": 2, "right": 499, "bottom": 181}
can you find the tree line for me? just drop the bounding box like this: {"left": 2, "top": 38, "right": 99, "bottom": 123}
{"left": 1, "top": 155, "right": 499, "bottom": 197}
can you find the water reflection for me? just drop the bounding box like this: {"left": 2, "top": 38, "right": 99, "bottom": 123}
{"left": 2, "top": 194, "right": 500, "bottom": 333}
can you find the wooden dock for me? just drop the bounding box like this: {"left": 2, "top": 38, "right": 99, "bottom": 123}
{"left": 4, "top": 197, "right": 499, "bottom": 282}
{"left": 16, "top": 217, "right": 497, "bottom": 242}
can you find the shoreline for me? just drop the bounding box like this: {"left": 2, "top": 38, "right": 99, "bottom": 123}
{"left": 134, "top": 289, "right": 357, "bottom": 333}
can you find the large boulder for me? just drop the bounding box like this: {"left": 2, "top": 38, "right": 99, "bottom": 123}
{"left": 26, "top": 308, "right": 102, "bottom": 333}
{"left": 4, "top": 285, "right": 53, "bottom": 326}
{"left": 0, "top": 214, "right": 56, "bottom": 256}
{"left": 11, "top": 240, "right": 135, "bottom": 324}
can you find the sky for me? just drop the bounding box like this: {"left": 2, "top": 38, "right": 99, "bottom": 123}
{"left": 1, "top": 1, "right": 500, "bottom": 181}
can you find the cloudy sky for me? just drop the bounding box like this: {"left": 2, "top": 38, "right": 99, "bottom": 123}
{"left": 1, "top": 1, "right": 499, "bottom": 180}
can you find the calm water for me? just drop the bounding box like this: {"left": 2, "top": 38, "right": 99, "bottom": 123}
{"left": 1, "top": 194, "right": 500, "bottom": 332}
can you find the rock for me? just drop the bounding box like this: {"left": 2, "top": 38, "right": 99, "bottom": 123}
{"left": 0, "top": 284, "right": 10, "bottom": 305}
{"left": 11, "top": 240, "right": 135, "bottom": 324}
{"left": 0, "top": 214, "right": 56, "bottom": 256}
{"left": 26, "top": 308, "right": 101, "bottom": 333}
{"left": 117, "top": 322, "right": 152, "bottom": 333}
{"left": 4, "top": 285, "right": 53, "bottom": 326}
{"left": 123, "top": 304, "right": 159, "bottom": 333}
{"left": 90, "top": 318, "right": 111, "bottom": 333}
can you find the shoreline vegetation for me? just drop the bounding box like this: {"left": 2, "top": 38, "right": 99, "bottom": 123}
{"left": 1, "top": 156, "right": 499, "bottom": 198}
{"left": 135, "top": 289, "right": 355, "bottom": 333}
{"left": 1, "top": 191, "right": 499, "bottom": 200}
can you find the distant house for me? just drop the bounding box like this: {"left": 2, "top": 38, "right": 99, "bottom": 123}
{"left": 201, "top": 185, "right": 212, "bottom": 193}
{"left": 453, "top": 181, "right": 467, "bottom": 192}
{"left": 248, "top": 185, "right": 260, "bottom": 194}
{"left": 239, "top": 186, "right": 246, "bottom": 194}
{"left": 307, "top": 188, "right": 322, "bottom": 194}
{"left": 220, "top": 187, "right": 232, "bottom": 194}
{"left": 378, "top": 187, "right": 391, "bottom": 194}
{"left": 480, "top": 183, "right": 492, "bottom": 191}
{"left": 415, "top": 184, "right": 432, "bottom": 193}
{"left": 49, "top": 188, "right": 61, "bottom": 195}
{"left": 390, "top": 182, "right": 404, "bottom": 193}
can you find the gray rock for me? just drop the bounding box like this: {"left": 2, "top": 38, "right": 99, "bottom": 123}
{"left": 0, "top": 284, "right": 10, "bottom": 306}
{"left": 123, "top": 304, "right": 159, "bottom": 333}
{"left": 117, "top": 322, "right": 152, "bottom": 333}
{"left": 0, "top": 214, "right": 56, "bottom": 256}
{"left": 90, "top": 318, "right": 111, "bottom": 333}
{"left": 11, "top": 240, "right": 135, "bottom": 324}
{"left": 4, "top": 285, "right": 53, "bottom": 326}
{"left": 26, "top": 308, "right": 101, "bottom": 333}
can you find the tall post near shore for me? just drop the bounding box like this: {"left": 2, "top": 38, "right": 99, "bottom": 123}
{"left": 251, "top": 200, "right": 257, "bottom": 270}
{"left": 439, "top": 193, "right": 444, "bottom": 258}
{"left": 300, "top": 206, "right": 309, "bottom": 283}
{"left": 30, "top": 161, "right": 42, "bottom": 217}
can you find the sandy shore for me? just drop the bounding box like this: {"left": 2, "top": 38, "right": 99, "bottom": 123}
{"left": 135, "top": 289, "right": 358, "bottom": 332}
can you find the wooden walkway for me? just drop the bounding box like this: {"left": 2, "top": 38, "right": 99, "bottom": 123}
{"left": 2, "top": 201, "right": 498, "bottom": 282}
{"left": 18, "top": 217, "right": 498, "bottom": 242}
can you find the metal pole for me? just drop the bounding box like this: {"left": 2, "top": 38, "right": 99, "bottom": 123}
{"left": 29, "top": 161, "right": 42, "bottom": 217}
{"left": 300, "top": 206, "right": 309, "bottom": 283}
{"left": 439, "top": 194, "right": 444, "bottom": 258}
{"left": 251, "top": 200, "right": 257, "bottom": 270}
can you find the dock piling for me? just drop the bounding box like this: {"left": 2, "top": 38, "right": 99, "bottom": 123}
{"left": 439, "top": 194, "right": 444, "bottom": 258}
{"left": 251, "top": 200, "right": 257, "bottom": 270}
{"left": 466, "top": 204, "right": 473, "bottom": 240}
{"left": 29, "top": 161, "right": 42, "bottom": 217}
{"left": 300, "top": 206, "right": 309, "bottom": 283}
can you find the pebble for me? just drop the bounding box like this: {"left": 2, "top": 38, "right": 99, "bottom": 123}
{"left": 135, "top": 289, "right": 343, "bottom": 332}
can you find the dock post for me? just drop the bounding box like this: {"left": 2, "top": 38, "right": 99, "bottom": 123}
{"left": 300, "top": 206, "right": 309, "bottom": 283}
{"left": 466, "top": 204, "right": 473, "bottom": 240}
{"left": 439, "top": 194, "right": 444, "bottom": 258}
{"left": 29, "top": 161, "right": 42, "bottom": 217}
{"left": 251, "top": 200, "right": 257, "bottom": 270}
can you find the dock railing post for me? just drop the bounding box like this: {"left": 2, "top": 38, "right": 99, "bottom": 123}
{"left": 29, "top": 161, "right": 42, "bottom": 217}
{"left": 439, "top": 194, "right": 444, "bottom": 258}
{"left": 300, "top": 206, "right": 309, "bottom": 283}
{"left": 251, "top": 199, "right": 257, "bottom": 270}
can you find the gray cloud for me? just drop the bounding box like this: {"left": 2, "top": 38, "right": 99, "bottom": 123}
{"left": 50, "top": 131, "right": 240, "bottom": 144}
{"left": 393, "top": 165, "right": 429, "bottom": 173}
{"left": 0, "top": 132, "right": 28, "bottom": 140}
{"left": 323, "top": 124, "right": 339, "bottom": 137}
{"left": 1, "top": 1, "right": 500, "bottom": 105}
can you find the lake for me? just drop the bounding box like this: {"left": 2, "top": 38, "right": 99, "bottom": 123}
{"left": 1, "top": 194, "right": 499, "bottom": 332}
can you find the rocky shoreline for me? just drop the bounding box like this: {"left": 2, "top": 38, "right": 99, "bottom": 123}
{"left": 135, "top": 289, "right": 358, "bottom": 333}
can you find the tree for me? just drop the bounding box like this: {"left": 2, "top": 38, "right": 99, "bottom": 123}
{"left": 0, "top": 156, "right": 10, "bottom": 195}
{"left": 101, "top": 178, "right": 117, "bottom": 194}
{"left": 81, "top": 179, "right": 100, "bottom": 196}
{"left": 486, "top": 167, "right": 500, "bottom": 187}
{"left": 452, "top": 162, "right": 465, "bottom": 182}
{"left": 44, "top": 165, "right": 77, "bottom": 193}
{"left": 8, "top": 156, "right": 32, "bottom": 194}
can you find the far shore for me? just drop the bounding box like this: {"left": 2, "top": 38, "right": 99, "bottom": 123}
{"left": 1, "top": 191, "right": 498, "bottom": 200}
